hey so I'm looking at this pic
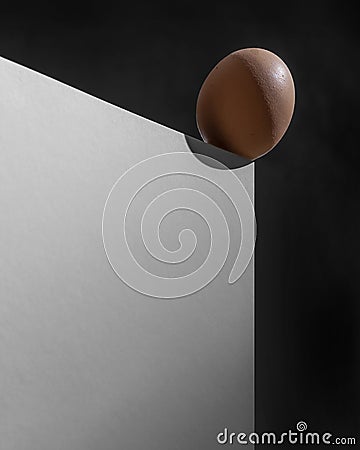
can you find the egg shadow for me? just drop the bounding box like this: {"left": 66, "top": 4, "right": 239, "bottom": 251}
{"left": 185, "top": 135, "right": 252, "bottom": 170}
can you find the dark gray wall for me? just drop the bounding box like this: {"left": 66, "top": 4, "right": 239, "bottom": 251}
{"left": 1, "top": 1, "right": 358, "bottom": 443}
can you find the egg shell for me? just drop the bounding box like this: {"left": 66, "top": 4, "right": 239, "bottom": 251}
{"left": 196, "top": 48, "right": 295, "bottom": 160}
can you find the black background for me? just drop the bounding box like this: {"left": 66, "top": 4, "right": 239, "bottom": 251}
{"left": 1, "top": 1, "right": 359, "bottom": 446}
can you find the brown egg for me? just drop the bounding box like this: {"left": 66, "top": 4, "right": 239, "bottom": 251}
{"left": 196, "top": 48, "right": 295, "bottom": 160}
